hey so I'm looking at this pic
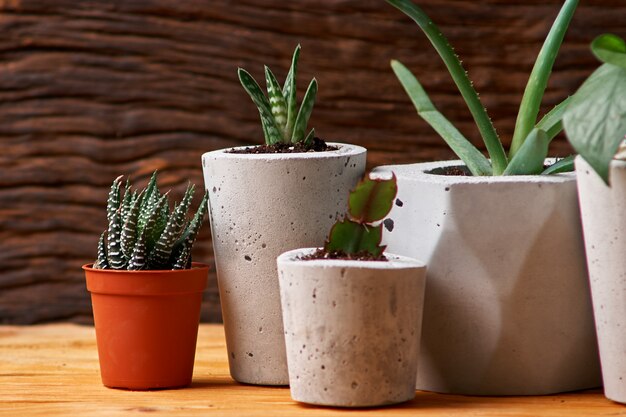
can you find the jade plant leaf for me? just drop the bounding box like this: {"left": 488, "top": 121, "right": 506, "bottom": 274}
{"left": 324, "top": 221, "right": 384, "bottom": 257}
{"left": 348, "top": 174, "right": 398, "bottom": 223}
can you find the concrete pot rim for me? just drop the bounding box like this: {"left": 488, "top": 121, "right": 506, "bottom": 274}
{"left": 202, "top": 143, "right": 366, "bottom": 162}
{"left": 277, "top": 248, "right": 426, "bottom": 270}
{"left": 575, "top": 154, "right": 626, "bottom": 171}
{"left": 374, "top": 159, "right": 575, "bottom": 186}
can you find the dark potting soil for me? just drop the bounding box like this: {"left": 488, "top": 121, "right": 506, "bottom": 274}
{"left": 226, "top": 137, "right": 338, "bottom": 154}
{"left": 428, "top": 165, "right": 472, "bottom": 176}
{"left": 299, "top": 248, "right": 388, "bottom": 262}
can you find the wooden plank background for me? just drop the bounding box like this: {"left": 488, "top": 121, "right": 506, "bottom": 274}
{"left": 0, "top": 0, "right": 624, "bottom": 324}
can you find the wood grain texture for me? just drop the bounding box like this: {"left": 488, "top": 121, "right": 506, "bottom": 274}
{"left": 1, "top": 0, "right": 625, "bottom": 323}
{"left": 1, "top": 323, "right": 624, "bottom": 416}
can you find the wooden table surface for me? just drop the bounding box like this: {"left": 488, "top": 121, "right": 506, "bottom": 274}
{"left": 0, "top": 324, "right": 624, "bottom": 416}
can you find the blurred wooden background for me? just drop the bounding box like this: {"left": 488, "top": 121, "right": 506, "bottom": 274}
{"left": 1, "top": 0, "right": 624, "bottom": 324}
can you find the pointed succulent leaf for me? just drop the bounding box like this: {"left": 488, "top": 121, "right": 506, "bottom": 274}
{"left": 170, "top": 191, "right": 208, "bottom": 267}
{"left": 106, "top": 209, "right": 126, "bottom": 269}
{"left": 94, "top": 231, "right": 109, "bottom": 269}
{"left": 283, "top": 44, "right": 301, "bottom": 138}
{"left": 304, "top": 128, "right": 315, "bottom": 146}
{"left": 149, "top": 185, "right": 195, "bottom": 268}
{"left": 120, "top": 190, "right": 144, "bottom": 259}
{"left": 391, "top": 60, "right": 493, "bottom": 176}
{"left": 535, "top": 96, "right": 572, "bottom": 141}
{"left": 592, "top": 34, "right": 626, "bottom": 69}
{"left": 106, "top": 175, "right": 123, "bottom": 223}
{"left": 142, "top": 192, "right": 169, "bottom": 252}
{"left": 265, "top": 66, "right": 289, "bottom": 137}
{"left": 238, "top": 68, "right": 283, "bottom": 144}
{"left": 291, "top": 78, "right": 317, "bottom": 143}
{"left": 503, "top": 129, "right": 550, "bottom": 175}
{"left": 324, "top": 220, "right": 384, "bottom": 256}
{"left": 348, "top": 175, "right": 398, "bottom": 223}
{"left": 128, "top": 230, "right": 147, "bottom": 271}
{"left": 542, "top": 155, "right": 575, "bottom": 175}
{"left": 172, "top": 244, "right": 192, "bottom": 270}
{"left": 120, "top": 179, "right": 132, "bottom": 224}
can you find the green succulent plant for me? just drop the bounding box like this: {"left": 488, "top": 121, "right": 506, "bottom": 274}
{"left": 387, "top": 0, "right": 579, "bottom": 176}
{"left": 238, "top": 45, "right": 318, "bottom": 145}
{"left": 324, "top": 174, "right": 398, "bottom": 257}
{"left": 94, "top": 171, "right": 208, "bottom": 271}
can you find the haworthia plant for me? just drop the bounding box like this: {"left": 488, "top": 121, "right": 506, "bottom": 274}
{"left": 238, "top": 45, "right": 318, "bottom": 145}
{"left": 324, "top": 174, "right": 398, "bottom": 257}
{"left": 387, "top": 0, "right": 578, "bottom": 176}
{"left": 94, "top": 171, "right": 208, "bottom": 271}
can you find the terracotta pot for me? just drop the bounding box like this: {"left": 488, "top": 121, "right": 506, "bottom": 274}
{"left": 202, "top": 143, "right": 366, "bottom": 385}
{"left": 372, "top": 160, "right": 601, "bottom": 395}
{"left": 277, "top": 248, "right": 426, "bottom": 407}
{"left": 83, "top": 263, "right": 209, "bottom": 390}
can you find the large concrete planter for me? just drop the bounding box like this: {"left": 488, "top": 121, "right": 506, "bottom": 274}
{"left": 277, "top": 248, "right": 426, "bottom": 407}
{"left": 372, "top": 160, "right": 601, "bottom": 395}
{"left": 576, "top": 156, "right": 626, "bottom": 404}
{"left": 201, "top": 144, "right": 366, "bottom": 385}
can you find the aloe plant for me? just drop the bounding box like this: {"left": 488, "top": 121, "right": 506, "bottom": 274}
{"left": 563, "top": 34, "right": 626, "bottom": 184}
{"left": 238, "top": 45, "right": 318, "bottom": 145}
{"left": 323, "top": 174, "right": 397, "bottom": 257}
{"left": 387, "top": 0, "right": 578, "bottom": 176}
{"left": 94, "top": 171, "right": 208, "bottom": 271}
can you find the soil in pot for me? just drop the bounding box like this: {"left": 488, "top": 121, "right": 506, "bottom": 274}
{"left": 226, "top": 137, "right": 337, "bottom": 154}
{"left": 300, "top": 248, "right": 388, "bottom": 262}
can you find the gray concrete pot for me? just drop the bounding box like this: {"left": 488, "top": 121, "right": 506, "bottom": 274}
{"left": 576, "top": 156, "right": 626, "bottom": 404}
{"left": 277, "top": 248, "right": 426, "bottom": 407}
{"left": 201, "top": 144, "right": 366, "bottom": 385}
{"left": 372, "top": 160, "right": 601, "bottom": 395}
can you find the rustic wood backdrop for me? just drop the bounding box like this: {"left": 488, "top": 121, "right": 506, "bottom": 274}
{"left": 1, "top": 0, "right": 624, "bottom": 324}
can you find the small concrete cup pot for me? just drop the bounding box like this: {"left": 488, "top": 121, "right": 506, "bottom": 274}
{"left": 202, "top": 143, "right": 366, "bottom": 386}
{"left": 277, "top": 248, "right": 427, "bottom": 407}
{"left": 83, "top": 263, "right": 208, "bottom": 390}
{"left": 576, "top": 156, "right": 626, "bottom": 404}
{"left": 372, "top": 159, "right": 601, "bottom": 395}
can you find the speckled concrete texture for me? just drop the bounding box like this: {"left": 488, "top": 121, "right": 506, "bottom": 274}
{"left": 277, "top": 249, "right": 426, "bottom": 407}
{"left": 202, "top": 144, "right": 366, "bottom": 385}
{"left": 372, "top": 160, "right": 601, "bottom": 395}
{"left": 577, "top": 156, "right": 626, "bottom": 404}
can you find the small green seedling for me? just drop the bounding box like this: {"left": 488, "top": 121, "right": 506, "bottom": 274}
{"left": 564, "top": 33, "right": 626, "bottom": 184}
{"left": 238, "top": 45, "right": 318, "bottom": 145}
{"left": 324, "top": 174, "right": 398, "bottom": 258}
{"left": 387, "top": 0, "right": 578, "bottom": 176}
{"left": 94, "top": 171, "right": 208, "bottom": 271}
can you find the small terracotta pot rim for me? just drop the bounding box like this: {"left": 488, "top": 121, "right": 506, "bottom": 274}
{"left": 82, "top": 262, "right": 209, "bottom": 273}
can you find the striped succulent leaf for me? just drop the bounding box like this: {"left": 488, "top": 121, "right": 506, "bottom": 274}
{"left": 265, "top": 66, "right": 289, "bottom": 139}
{"left": 172, "top": 244, "right": 192, "bottom": 270}
{"left": 283, "top": 45, "right": 301, "bottom": 137}
{"left": 148, "top": 184, "right": 195, "bottom": 268}
{"left": 106, "top": 208, "right": 126, "bottom": 269}
{"left": 147, "top": 195, "right": 169, "bottom": 250}
{"left": 291, "top": 78, "right": 318, "bottom": 143}
{"left": 120, "top": 184, "right": 132, "bottom": 225}
{"left": 94, "top": 231, "right": 109, "bottom": 269}
{"left": 120, "top": 190, "right": 144, "bottom": 259}
{"left": 127, "top": 229, "right": 147, "bottom": 270}
{"left": 170, "top": 191, "right": 208, "bottom": 267}
{"left": 238, "top": 68, "right": 283, "bottom": 144}
{"left": 106, "top": 175, "right": 123, "bottom": 222}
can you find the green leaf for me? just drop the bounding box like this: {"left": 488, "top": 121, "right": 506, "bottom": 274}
{"left": 106, "top": 175, "right": 123, "bottom": 223}
{"left": 564, "top": 64, "right": 626, "bottom": 183}
{"left": 265, "top": 66, "right": 289, "bottom": 139}
{"left": 386, "top": 0, "right": 506, "bottom": 175}
{"left": 324, "top": 220, "right": 384, "bottom": 257}
{"left": 536, "top": 96, "right": 572, "bottom": 141}
{"left": 503, "top": 129, "right": 550, "bottom": 175}
{"left": 94, "top": 231, "right": 108, "bottom": 269}
{"left": 120, "top": 190, "right": 144, "bottom": 259}
{"left": 106, "top": 208, "right": 126, "bottom": 269}
{"left": 238, "top": 68, "right": 283, "bottom": 144}
{"left": 283, "top": 45, "right": 301, "bottom": 139}
{"left": 170, "top": 191, "right": 208, "bottom": 268}
{"left": 304, "top": 128, "right": 315, "bottom": 146}
{"left": 592, "top": 34, "right": 626, "bottom": 69}
{"left": 348, "top": 175, "right": 398, "bottom": 223}
{"left": 541, "top": 155, "right": 575, "bottom": 175}
{"left": 291, "top": 78, "right": 317, "bottom": 143}
{"left": 509, "top": 0, "right": 578, "bottom": 158}
{"left": 391, "top": 60, "right": 492, "bottom": 176}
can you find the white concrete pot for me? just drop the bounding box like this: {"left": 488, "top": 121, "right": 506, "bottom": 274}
{"left": 201, "top": 144, "right": 366, "bottom": 385}
{"left": 372, "top": 160, "right": 601, "bottom": 395}
{"left": 277, "top": 248, "right": 427, "bottom": 407}
{"left": 576, "top": 156, "right": 626, "bottom": 404}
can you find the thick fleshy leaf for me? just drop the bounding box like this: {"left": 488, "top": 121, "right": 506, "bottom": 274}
{"left": 541, "top": 155, "right": 575, "bottom": 175}
{"left": 324, "top": 220, "right": 384, "bottom": 256}
{"left": 535, "top": 96, "right": 571, "bottom": 141}
{"left": 391, "top": 60, "right": 492, "bottom": 176}
{"left": 291, "top": 78, "right": 317, "bottom": 143}
{"left": 563, "top": 64, "right": 626, "bottom": 183}
{"left": 94, "top": 231, "right": 108, "bottom": 269}
{"left": 265, "top": 66, "right": 289, "bottom": 137}
{"left": 106, "top": 209, "right": 126, "bottom": 269}
{"left": 349, "top": 175, "right": 398, "bottom": 223}
{"left": 283, "top": 45, "right": 301, "bottom": 137}
{"left": 238, "top": 68, "right": 283, "bottom": 144}
{"left": 106, "top": 175, "right": 123, "bottom": 223}
{"left": 503, "top": 129, "right": 550, "bottom": 175}
{"left": 120, "top": 190, "right": 144, "bottom": 259}
{"left": 592, "top": 34, "right": 626, "bottom": 69}
{"left": 170, "top": 191, "right": 208, "bottom": 268}
{"left": 304, "top": 128, "right": 315, "bottom": 146}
